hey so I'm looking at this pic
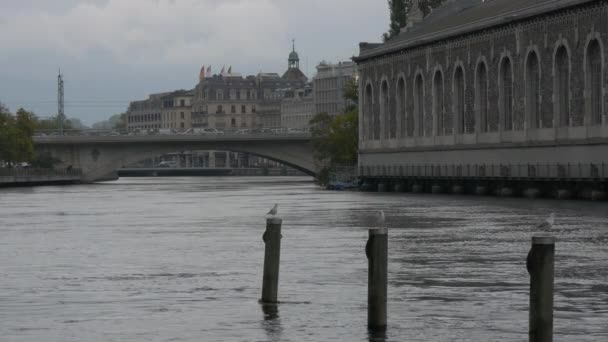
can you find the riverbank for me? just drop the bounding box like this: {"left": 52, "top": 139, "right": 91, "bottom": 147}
{"left": 117, "top": 167, "right": 306, "bottom": 177}
{"left": 0, "top": 168, "right": 81, "bottom": 187}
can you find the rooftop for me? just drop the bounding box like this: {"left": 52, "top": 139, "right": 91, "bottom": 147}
{"left": 355, "top": 0, "right": 594, "bottom": 62}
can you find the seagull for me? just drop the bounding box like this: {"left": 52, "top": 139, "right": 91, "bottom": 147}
{"left": 375, "top": 210, "right": 386, "bottom": 227}
{"left": 266, "top": 204, "right": 278, "bottom": 217}
{"left": 536, "top": 213, "right": 555, "bottom": 232}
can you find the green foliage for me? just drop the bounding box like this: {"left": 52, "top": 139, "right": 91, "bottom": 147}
{"left": 383, "top": 0, "right": 447, "bottom": 41}
{"left": 0, "top": 105, "right": 36, "bottom": 165}
{"left": 383, "top": 0, "right": 407, "bottom": 41}
{"left": 343, "top": 78, "right": 359, "bottom": 108}
{"left": 309, "top": 109, "right": 359, "bottom": 185}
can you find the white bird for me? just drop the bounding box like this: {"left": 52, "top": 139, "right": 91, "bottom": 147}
{"left": 266, "top": 204, "right": 278, "bottom": 217}
{"left": 536, "top": 213, "right": 555, "bottom": 232}
{"left": 375, "top": 210, "right": 386, "bottom": 227}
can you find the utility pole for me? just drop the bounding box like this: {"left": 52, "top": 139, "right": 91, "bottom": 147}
{"left": 57, "top": 70, "right": 65, "bottom": 134}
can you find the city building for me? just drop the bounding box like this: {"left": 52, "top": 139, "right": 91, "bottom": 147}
{"left": 126, "top": 92, "right": 167, "bottom": 132}
{"left": 281, "top": 86, "right": 314, "bottom": 129}
{"left": 192, "top": 43, "right": 308, "bottom": 129}
{"left": 191, "top": 73, "right": 259, "bottom": 129}
{"left": 354, "top": 0, "right": 608, "bottom": 181}
{"left": 160, "top": 90, "right": 194, "bottom": 130}
{"left": 313, "top": 61, "right": 357, "bottom": 116}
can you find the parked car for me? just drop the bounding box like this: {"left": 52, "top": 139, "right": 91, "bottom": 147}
{"left": 235, "top": 129, "right": 252, "bottom": 134}
{"left": 155, "top": 161, "right": 177, "bottom": 168}
{"left": 199, "top": 128, "right": 224, "bottom": 135}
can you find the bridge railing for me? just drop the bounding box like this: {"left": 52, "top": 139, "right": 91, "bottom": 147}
{"left": 359, "top": 163, "right": 608, "bottom": 180}
{"left": 0, "top": 168, "right": 82, "bottom": 178}
{"left": 34, "top": 128, "right": 312, "bottom": 137}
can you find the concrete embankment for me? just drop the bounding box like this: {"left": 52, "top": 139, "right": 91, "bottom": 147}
{"left": 0, "top": 169, "right": 81, "bottom": 187}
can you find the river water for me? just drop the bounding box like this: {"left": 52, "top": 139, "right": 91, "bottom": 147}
{"left": 0, "top": 177, "right": 607, "bottom": 342}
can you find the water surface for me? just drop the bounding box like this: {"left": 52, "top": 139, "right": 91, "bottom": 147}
{"left": 1, "top": 177, "right": 607, "bottom": 341}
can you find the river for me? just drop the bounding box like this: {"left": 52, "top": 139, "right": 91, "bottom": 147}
{"left": 1, "top": 177, "right": 607, "bottom": 341}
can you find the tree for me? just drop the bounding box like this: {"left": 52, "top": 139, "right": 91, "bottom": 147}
{"left": 343, "top": 77, "right": 359, "bottom": 109}
{"left": 14, "top": 108, "right": 36, "bottom": 162}
{"left": 383, "top": 0, "right": 407, "bottom": 41}
{"left": 383, "top": 0, "right": 447, "bottom": 41}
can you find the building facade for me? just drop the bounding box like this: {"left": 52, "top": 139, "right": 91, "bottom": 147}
{"left": 192, "top": 45, "right": 308, "bottom": 130}
{"left": 160, "top": 90, "right": 194, "bottom": 130}
{"left": 354, "top": 0, "right": 608, "bottom": 185}
{"left": 191, "top": 74, "right": 259, "bottom": 129}
{"left": 281, "top": 86, "right": 314, "bottom": 129}
{"left": 126, "top": 93, "right": 167, "bottom": 132}
{"left": 313, "top": 61, "right": 358, "bottom": 116}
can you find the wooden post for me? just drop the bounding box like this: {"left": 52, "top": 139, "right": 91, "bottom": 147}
{"left": 367, "top": 228, "right": 388, "bottom": 331}
{"left": 261, "top": 218, "right": 282, "bottom": 304}
{"left": 527, "top": 236, "right": 555, "bottom": 342}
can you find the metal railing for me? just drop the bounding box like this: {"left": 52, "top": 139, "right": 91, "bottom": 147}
{"left": 34, "top": 128, "right": 312, "bottom": 138}
{"left": 359, "top": 163, "right": 608, "bottom": 180}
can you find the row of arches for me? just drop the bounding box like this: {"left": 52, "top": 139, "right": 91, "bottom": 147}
{"left": 363, "top": 37, "right": 605, "bottom": 141}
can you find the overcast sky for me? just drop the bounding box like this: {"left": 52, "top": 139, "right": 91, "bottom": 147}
{"left": 0, "top": 0, "right": 388, "bottom": 125}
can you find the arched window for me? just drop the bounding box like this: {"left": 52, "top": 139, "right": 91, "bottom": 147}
{"left": 433, "top": 70, "right": 445, "bottom": 135}
{"left": 380, "top": 80, "right": 393, "bottom": 139}
{"left": 525, "top": 51, "right": 541, "bottom": 129}
{"left": 396, "top": 77, "right": 406, "bottom": 138}
{"left": 500, "top": 57, "right": 514, "bottom": 131}
{"left": 414, "top": 74, "right": 425, "bottom": 136}
{"left": 476, "top": 62, "right": 489, "bottom": 132}
{"left": 554, "top": 46, "right": 570, "bottom": 127}
{"left": 586, "top": 39, "right": 603, "bottom": 125}
{"left": 454, "top": 66, "right": 466, "bottom": 134}
{"left": 364, "top": 83, "right": 373, "bottom": 140}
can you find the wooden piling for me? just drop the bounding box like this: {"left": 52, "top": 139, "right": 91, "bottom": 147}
{"left": 261, "top": 218, "right": 282, "bottom": 303}
{"left": 367, "top": 227, "right": 388, "bottom": 331}
{"left": 527, "top": 236, "right": 555, "bottom": 342}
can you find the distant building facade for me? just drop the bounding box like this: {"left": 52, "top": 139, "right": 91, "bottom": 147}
{"left": 313, "top": 61, "right": 358, "bottom": 116}
{"left": 161, "top": 90, "right": 194, "bottom": 130}
{"left": 126, "top": 93, "right": 166, "bottom": 131}
{"left": 281, "top": 86, "right": 314, "bottom": 129}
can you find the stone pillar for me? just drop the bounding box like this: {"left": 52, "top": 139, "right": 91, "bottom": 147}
{"left": 209, "top": 151, "right": 216, "bottom": 168}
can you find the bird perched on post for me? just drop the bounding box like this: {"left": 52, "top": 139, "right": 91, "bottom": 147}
{"left": 536, "top": 213, "right": 555, "bottom": 232}
{"left": 266, "top": 204, "right": 278, "bottom": 217}
{"left": 375, "top": 210, "right": 386, "bottom": 227}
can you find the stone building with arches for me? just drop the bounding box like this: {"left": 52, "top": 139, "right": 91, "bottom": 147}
{"left": 353, "top": 0, "right": 608, "bottom": 197}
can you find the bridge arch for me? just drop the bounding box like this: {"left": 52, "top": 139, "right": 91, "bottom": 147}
{"left": 34, "top": 135, "right": 315, "bottom": 182}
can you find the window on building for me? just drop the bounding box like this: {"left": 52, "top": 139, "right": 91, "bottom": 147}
{"left": 365, "top": 83, "right": 373, "bottom": 140}
{"left": 380, "top": 80, "right": 390, "bottom": 139}
{"left": 231, "top": 118, "right": 236, "bottom": 127}
{"left": 500, "top": 57, "right": 514, "bottom": 131}
{"left": 454, "top": 66, "right": 466, "bottom": 134}
{"left": 414, "top": 74, "right": 425, "bottom": 137}
{"left": 433, "top": 70, "right": 444, "bottom": 135}
{"left": 180, "top": 112, "right": 185, "bottom": 119}
{"left": 217, "top": 105, "right": 223, "bottom": 114}
{"left": 586, "top": 39, "right": 602, "bottom": 125}
{"left": 526, "top": 51, "right": 541, "bottom": 129}
{"left": 181, "top": 122, "right": 184, "bottom": 129}
{"left": 241, "top": 105, "right": 246, "bottom": 114}
{"left": 555, "top": 46, "right": 570, "bottom": 127}
{"left": 231, "top": 105, "right": 236, "bottom": 114}
{"left": 180, "top": 99, "right": 185, "bottom": 107}
{"left": 217, "top": 91, "right": 224, "bottom": 101}
{"left": 252, "top": 105, "right": 256, "bottom": 113}
{"left": 396, "top": 77, "right": 407, "bottom": 138}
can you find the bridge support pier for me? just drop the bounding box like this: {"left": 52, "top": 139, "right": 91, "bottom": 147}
{"left": 556, "top": 189, "right": 571, "bottom": 200}
{"left": 452, "top": 185, "right": 464, "bottom": 195}
{"left": 431, "top": 185, "right": 442, "bottom": 194}
{"left": 412, "top": 184, "right": 423, "bottom": 193}
{"left": 524, "top": 188, "right": 542, "bottom": 199}
{"left": 475, "top": 186, "right": 487, "bottom": 196}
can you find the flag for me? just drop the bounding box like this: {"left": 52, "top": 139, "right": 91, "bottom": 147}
{"left": 220, "top": 65, "right": 225, "bottom": 75}
{"left": 206, "top": 65, "right": 211, "bottom": 76}
{"left": 228, "top": 66, "right": 232, "bottom": 74}
{"left": 199, "top": 65, "right": 205, "bottom": 81}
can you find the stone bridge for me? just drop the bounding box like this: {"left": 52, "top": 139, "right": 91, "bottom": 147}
{"left": 33, "top": 134, "right": 314, "bottom": 183}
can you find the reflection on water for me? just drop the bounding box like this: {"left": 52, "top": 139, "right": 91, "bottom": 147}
{"left": 0, "top": 177, "right": 607, "bottom": 341}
